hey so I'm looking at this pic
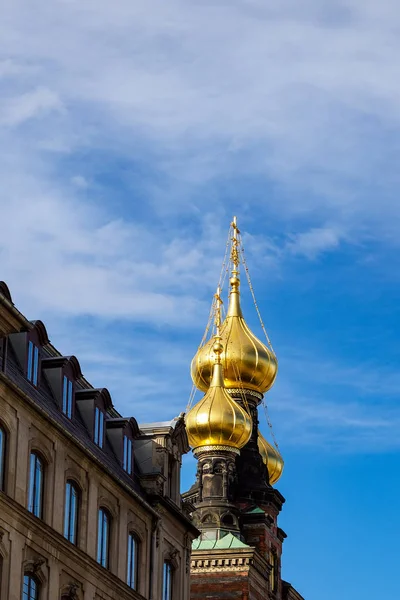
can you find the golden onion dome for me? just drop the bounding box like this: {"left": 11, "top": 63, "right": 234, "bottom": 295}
{"left": 191, "top": 273, "right": 278, "bottom": 395}
{"left": 186, "top": 340, "right": 252, "bottom": 451}
{"left": 257, "top": 431, "right": 284, "bottom": 485}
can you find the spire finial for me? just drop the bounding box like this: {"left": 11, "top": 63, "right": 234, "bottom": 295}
{"left": 231, "top": 216, "right": 240, "bottom": 273}
{"left": 227, "top": 216, "right": 243, "bottom": 317}
{"left": 215, "top": 285, "right": 222, "bottom": 336}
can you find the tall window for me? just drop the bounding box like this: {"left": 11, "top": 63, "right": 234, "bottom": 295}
{"left": 28, "top": 452, "right": 44, "bottom": 518}
{"left": 27, "top": 341, "right": 39, "bottom": 386}
{"left": 0, "top": 425, "right": 5, "bottom": 491}
{"left": 94, "top": 407, "right": 105, "bottom": 448}
{"left": 62, "top": 376, "right": 73, "bottom": 419}
{"left": 64, "top": 480, "right": 79, "bottom": 544}
{"left": 127, "top": 533, "right": 138, "bottom": 589}
{"left": 163, "top": 561, "right": 173, "bottom": 600}
{"left": 270, "top": 551, "right": 278, "bottom": 592}
{"left": 123, "top": 435, "right": 133, "bottom": 475}
{"left": 97, "top": 508, "right": 110, "bottom": 568}
{"left": 23, "top": 574, "right": 39, "bottom": 600}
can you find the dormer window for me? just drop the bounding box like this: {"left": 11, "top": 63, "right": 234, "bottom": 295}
{"left": 27, "top": 341, "right": 39, "bottom": 386}
{"left": 62, "top": 376, "right": 73, "bottom": 419}
{"left": 94, "top": 407, "right": 105, "bottom": 448}
{"left": 123, "top": 435, "right": 133, "bottom": 475}
{"left": 42, "top": 355, "right": 82, "bottom": 418}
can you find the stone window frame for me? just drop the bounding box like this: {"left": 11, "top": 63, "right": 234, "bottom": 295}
{"left": 26, "top": 437, "right": 53, "bottom": 523}
{"left": 126, "top": 529, "right": 140, "bottom": 591}
{"left": 96, "top": 492, "right": 118, "bottom": 572}
{"left": 22, "top": 556, "right": 48, "bottom": 599}
{"left": 63, "top": 464, "right": 87, "bottom": 550}
{"left": 60, "top": 580, "right": 83, "bottom": 600}
{"left": 63, "top": 479, "right": 80, "bottom": 546}
{"left": 162, "top": 544, "right": 181, "bottom": 600}
{"left": 27, "top": 450, "right": 46, "bottom": 519}
{"left": 0, "top": 418, "right": 9, "bottom": 492}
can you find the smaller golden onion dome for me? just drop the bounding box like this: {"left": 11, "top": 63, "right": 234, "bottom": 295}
{"left": 257, "top": 431, "right": 284, "bottom": 485}
{"left": 186, "top": 339, "right": 252, "bottom": 452}
{"left": 191, "top": 273, "right": 278, "bottom": 394}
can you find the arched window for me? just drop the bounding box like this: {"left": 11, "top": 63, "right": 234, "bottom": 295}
{"left": 28, "top": 452, "right": 44, "bottom": 518}
{"left": 270, "top": 550, "right": 278, "bottom": 592}
{"left": 127, "top": 532, "right": 139, "bottom": 589}
{"left": 64, "top": 480, "right": 79, "bottom": 545}
{"left": 0, "top": 425, "right": 6, "bottom": 491}
{"left": 97, "top": 508, "right": 111, "bottom": 568}
{"left": 221, "top": 513, "right": 235, "bottom": 527}
{"left": 162, "top": 561, "right": 173, "bottom": 600}
{"left": 23, "top": 574, "right": 39, "bottom": 600}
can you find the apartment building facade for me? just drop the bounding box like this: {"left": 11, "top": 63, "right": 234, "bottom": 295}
{"left": 0, "top": 281, "right": 198, "bottom": 600}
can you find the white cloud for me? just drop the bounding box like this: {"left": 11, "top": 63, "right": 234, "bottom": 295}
{"left": 71, "top": 175, "right": 89, "bottom": 189}
{"left": 1, "top": 87, "right": 63, "bottom": 126}
{"left": 1, "top": 0, "right": 399, "bottom": 453}
{"left": 286, "top": 226, "right": 342, "bottom": 258}
{"left": 1, "top": 0, "right": 400, "bottom": 235}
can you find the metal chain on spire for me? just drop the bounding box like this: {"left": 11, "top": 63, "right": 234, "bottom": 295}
{"left": 261, "top": 399, "right": 280, "bottom": 451}
{"left": 236, "top": 226, "right": 280, "bottom": 451}
{"left": 185, "top": 295, "right": 214, "bottom": 412}
{"left": 239, "top": 237, "right": 276, "bottom": 355}
{"left": 186, "top": 223, "right": 232, "bottom": 413}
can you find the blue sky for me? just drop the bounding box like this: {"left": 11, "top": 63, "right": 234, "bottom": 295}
{"left": 1, "top": 1, "right": 400, "bottom": 598}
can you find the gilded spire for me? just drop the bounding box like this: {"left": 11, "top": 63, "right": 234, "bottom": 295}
{"left": 209, "top": 285, "right": 224, "bottom": 387}
{"left": 227, "top": 216, "right": 243, "bottom": 318}
{"left": 186, "top": 286, "right": 252, "bottom": 452}
{"left": 191, "top": 216, "right": 278, "bottom": 395}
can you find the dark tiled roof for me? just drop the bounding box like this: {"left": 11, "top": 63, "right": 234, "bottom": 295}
{"left": 2, "top": 342, "right": 146, "bottom": 498}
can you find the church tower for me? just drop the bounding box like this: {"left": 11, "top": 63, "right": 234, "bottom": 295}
{"left": 184, "top": 218, "right": 303, "bottom": 600}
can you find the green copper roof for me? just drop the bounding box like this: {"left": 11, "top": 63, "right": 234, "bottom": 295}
{"left": 192, "top": 532, "right": 249, "bottom": 551}
{"left": 244, "top": 506, "right": 265, "bottom": 514}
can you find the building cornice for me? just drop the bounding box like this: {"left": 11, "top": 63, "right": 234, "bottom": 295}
{"left": 191, "top": 546, "right": 255, "bottom": 573}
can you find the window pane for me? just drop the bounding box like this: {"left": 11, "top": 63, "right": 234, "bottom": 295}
{"left": 62, "top": 376, "right": 68, "bottom": 414}
{"left": 68, "top": 380, "right": 73, "bottom": 418}
{"left": 102, "top": 513, "right": 108, "bottom": 566}
{"left": 23, "top": 575, "right": 38, "bottom": 600}
{"left": 0, "top": 427, "right": 5, "bottom": 491}
{"left": 35, "top": 457, "right": 43, "bottom": 517}
{"left": 163, "top": 561, "right": 172, "bottom": 600}
{"left": 97, "top": 508, "right": 110, "bottom": 568}
{"left": 27, "top": 341, "right": 33, "bottom": 382}
{"left": 99, "top": 411, "right": 104, "bottom": 449}
{"left": 123, "top": 437, "right": 133, "bottom": 475}
{"left": 123, "top": 436, "right": 127, "bottom": 471}
{"left": 64, "top": 481, "right": 79, "bottom": 544}
{"left": 33, "top": 346, "right": 39, "bottom": 386}
{"left": 28, "top": 453, "right": 43, "bottom": 518}
{"left": 64, "top": 482, "right": 71, "bottom": 538}
{"left": 128, "top": 439, "right": 132, "bottom": 475}
{"left": 94, "top": 408, "right": 99, "bottom": 445}
{"left": 70, "top": 484, "right": 78, "bottom": 543}
{"left": 127, "top": 533, "right": 137, "bottom": 589}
